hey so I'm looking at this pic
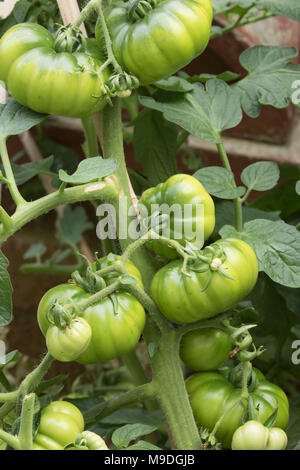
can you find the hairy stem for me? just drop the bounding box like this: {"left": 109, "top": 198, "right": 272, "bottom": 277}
{"left": 0, "top": 139, "right": 27, "bottom": 207}
{"left": 18, "top": 393, "right": 36, "bottom": 450}
{"left": 216, "top": 142, "right": 243, "bottom": 231}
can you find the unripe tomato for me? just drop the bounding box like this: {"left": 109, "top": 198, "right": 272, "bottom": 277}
{"left": 33, "top": 401, "right": 84, "bottom": 450}
{"left": 46, "top": 317, "right": 92, "bottom": 362}
{"left": 151, "top": 238, "right": 258, "bottom": 323}
{"left": 267, "top": 428, "right": 288, "bottom": 450}
{"left": 96, "top": 0, "right": 213, "bottom": 85}
{"left": 180, "top": 328, "right": 232, "bottom": 371}
{"left": 0, "top": 23, "right": 109, "bottom": 117}
{"left": 140, "top": 174, "right": 215, "bottom": 259}
{"left": 38, "top": 258, "right": 146, "bottom": 364}
{"left": 231, "top": 421, "right": 269, "bottom": 450}
{"left": 186, "top": 369, "right": 289, "bottom": 448}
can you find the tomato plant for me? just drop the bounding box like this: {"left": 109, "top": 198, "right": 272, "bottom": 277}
{"left": 0, "top": 0, "right": 299, "bottom": 455}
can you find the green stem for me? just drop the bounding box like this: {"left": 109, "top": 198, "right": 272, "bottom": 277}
{"left": 0, "top": 428, "right": 20, "bottom": 450}
{"left": 0, "top": 391, "right": 18, "bottom": 403}
{"left": 100, "top": 98, "right": 156, "bottom": 289}
{"left": 0, "top": 139, "right": 27, "bottom": 207}
{"left": 0, "top": 401, "right": 15, "bottom": 421}
{"left": 210, "top": 12, "right": 276, "bottom": 39}
{"left": 0, "top": 180, "right": 118, "bottom": 244}
{"left": 18, "top": 353, "right": 54, "bottom": 400}
{"left": 0, "top": 207, "right": 13, "bottom": 231}
{"left": 78, "top": 280, "right": 121, "bottom": 309}
{"left": 96, "top": 0, "right": 123, "bottom": 74}
{"left": 84, "top": 382, "right": 157, "bottom": 425}
{"left": 73, "top": 0, "right": 100, "bottom": 29}
{"left": 122, "top": 350, "right": 149, "bottom": 386}
{"left": 18, "top": 393, "right": 36, "bottom": 450}
{"left": 151, "top": 327, "right": 202, "bottom": 450}
{"left": 216, "top": 142, "right": 243, "bottom": 231}
{"left": 81, "top": 116, "right": 99, "bottom": 157}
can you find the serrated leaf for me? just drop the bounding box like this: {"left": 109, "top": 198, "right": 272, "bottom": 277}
{"left": 220, "top": 219, "right": 300, "bottom": 287}
{"left": 101, "top": 408, "right": 164, "bottom": 427}
{"left": 140, "top": 79, "right": 243, "bottom": 144}
{"left": 133, "top": 110, "right": 178, "bottom": 186}
{"left": 120, "top": 275, "right": 137, "bottom": 285}
{"left": 0, "top": 251, "right": 12, "bottom": 326}
{"left": 59, "top": 157, "right": 118, "bottom": 184}
{"left": 57, "top": 206, "right": 93, "bottom": 247}
{"left": 0, "top": 97, "right": 46, "bottom": 140}
{"left": 257, "top": 0, "right": 300, "bottom": 22}
{"left": 147, "top": 342, "right": 158, "bottom": 359}
{"left": 0, "top": 157, "right": 54, "bottom": 186}
{"left": 154, "top": 76, "right": 193, "bottom": 93}
{"left": 194, "top": 166, "right": 245, "bottom": 199}
{"left": 241, "top": 162, "right": 280, "bottom": 192}
{"left": 214, "top": 201, "right": 280, "bottom": 236}
{"left": 23, "top": 243, "right": 47, "bottom": 261}
{"left": 126, "top": 440, "right": 162, "bottom": 450}
{"left": 0, "top": 350, "right": 19, "bottom": 369}
{"left": 233, "top": 46, "right": 300, "bottom": 118}
{"left": 112, "top": 423, "right": 157, "bottom": 449}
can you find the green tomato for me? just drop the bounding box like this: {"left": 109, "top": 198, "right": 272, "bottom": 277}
{"left": 33, "top": 401, "right": 84, "bottom": 450}
{"left": 0, "top": 23, "right": 109, "bottom": 117}
{"left": 77, "top": 292, "right": 146, "bottom": 363}
{"left": 186, "top": 369, "right": 289, "bottom": 448}
{"left": 38, "top": 258, "right": 146, "bottom": 364}
{"left": 267, "top": 428, "right": 288, "bottom": 450}
{"left": 37, "top": 284, "right": 90, "bottom": 336}
{"left": 46, "top": 317, "right": 92, "bottom": 362}
{"left": 96, "top": 0, "right": 213, "bottom": 85}
{"left": 76, "top": 431, "right": 108, "bottom": 450}
{"left": 151, "top": 238, "right": 258, "bottom": 323}
{"left": 232, "top": 421, "right": 288, "bottom": 450}
{"left": 140, "top": 174, "right": 215, "bottom": 259}
{"left": 180, "top": 328, "right": 232, "bottom": 371}
{"left": 231, "top": 421, "right": 270, "bottom": 450}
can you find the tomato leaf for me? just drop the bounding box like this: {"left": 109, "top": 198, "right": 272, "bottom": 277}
{"left": 194, "top": 166, "right": 245, "bottom": 199}
{"left": 59, "top": 157, "right": 118, "bottom": 184}
{"left": 23, "top": 243, "right": 47, "bottom": 261}
{"left": 126, "top": 440, "right": 162, "bottom": 450}
{"left": 57, "top": 206, "right": 93, "bottom": 247}
{"left": 0, "top": 97, "right": 46, "bottom": 140}
{"left": 287, "top": 395, "right": 300, "bottom": 449}
{"left": 249, "top": 180, "right": 300, "bottom": 219}
{"left": 241, "top": 162, "right": 280, "bottom": 192}
{"left": 296, "top": 181, "right": 300, "bottom": 196}
{"left": 140, "top": 79, "right": 243, "bottom": 144}
{"left": 256, "top": 0, "right": 300, "bottom": 21}
{"left": 233, "top": 46, "right": 300, "bottom": 118}
{"left": 214, "top": 201, "right": 280, "bottom": 237}
{"left": 154, "top": 76, "right": 193, "bottom": 93}
{"left": 0, "top": 251, "right": 12, "bottom": 326}
{"left": 220, "top": 219, "right": 300, "bottom": 287}
{"left": 111, "top": 423, "right": 157, "bottom": 449}
{"left": 133, "top": 110, "right": 178, "bottom": 186}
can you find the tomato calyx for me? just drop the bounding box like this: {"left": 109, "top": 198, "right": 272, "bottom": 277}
{"left": 54, "top": 24, "right": 86, "bottom": 53}
{"left": 106, "top": 71, "right": 140, "bottom": 98}
{"left": 223, "top": 319, "right": 266, "bottom": 364}
{"left": 127, "top": 0, "right": 158, "bottom": 22}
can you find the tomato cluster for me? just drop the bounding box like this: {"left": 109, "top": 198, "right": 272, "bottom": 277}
{"left": 38, "top": 258, "right": 146, "bottom": 364}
